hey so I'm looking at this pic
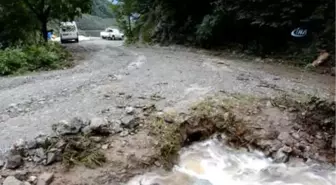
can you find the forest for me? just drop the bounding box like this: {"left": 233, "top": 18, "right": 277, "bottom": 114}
{"left": 113, "top": 0, "right": 335, "bottom": 65}
{"left": 0, "top": 0, "right": 335, "bottom": 75}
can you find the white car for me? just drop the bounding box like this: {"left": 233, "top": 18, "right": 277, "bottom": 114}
{"left": 100, "top": 28, "right": 124, "bottom": 40}
{"left": 60, "top": 21, "right": 79, "bottom": 43}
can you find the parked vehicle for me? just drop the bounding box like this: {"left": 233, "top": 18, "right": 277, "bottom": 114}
{"left": 60, "top": 21, "right": 79, "bottom": 43}
{"left": 100, "top": 28, "right": 124, "bottom": 40}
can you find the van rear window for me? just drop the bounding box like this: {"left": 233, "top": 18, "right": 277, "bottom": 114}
{"left": 61, "top": 25, "right": 76, "bottom": 32}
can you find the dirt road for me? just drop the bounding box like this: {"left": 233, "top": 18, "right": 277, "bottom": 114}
{"left": 0, "top": 38, "right": 334, "bottom": 154}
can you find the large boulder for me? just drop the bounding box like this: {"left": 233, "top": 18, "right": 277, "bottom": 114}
{"left": 3, "top": 176, "right": 26, "bottom": 185}
{"left": 83, "top": 117, "right": 111, "bottom": 135}
{"left": 52, "top": 117, "right": 85, "bottom": 135}
{"left": 5, "top": 154, "right": 23, "bottom": 169}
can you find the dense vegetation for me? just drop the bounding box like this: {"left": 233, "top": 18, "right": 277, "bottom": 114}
{"left": 0, "top": 0, "right": 115, "bottom": 75}
{"left": 113, "top": 0, "right": 335, "bottom": 65}
{"left": 0, "top": 43, "right": 72, "bottom": 75}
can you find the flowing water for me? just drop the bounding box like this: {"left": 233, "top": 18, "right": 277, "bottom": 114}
{"left": 127, "top": 139, "right": 335, "bottom": 185}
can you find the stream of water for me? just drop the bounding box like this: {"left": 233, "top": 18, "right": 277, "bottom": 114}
{"left": 127, "top": 139, "right": 335, "bottom": 185}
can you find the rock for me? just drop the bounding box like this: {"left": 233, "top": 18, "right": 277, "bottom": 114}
{"left": 90, "top": 117, "right": 107, "bottom": 129}
{"left": 331, "top": 67, "right": 335, "bottom": 76}
{"left": 3, "top": 176, "right": 24, "bottom": 185}
{"left": 274, "top": 150, "right": 289, "bottom": 163}
{"left": 52, "top": 117, "right": 84, "bottom": 135}
{"left": 332, "top": 136, "right": 335, "bottom": 149}
{"left": 273, "top": 146, "right": 292, "bottom": 163}
{"left": 32, "top": 148, "right": 45, "bottom": 163}
{"left": 120, "top": 130, "right": 129, "bottom": 137}
{"left": 281, "top": 146, "right": 292, "bottom": 153}
{"left": 277, "top": 132, "right": 294, "bottom": 145}
{"left": 90, "top": 136, "right": 103, "bottom": 143}
{"left": 0, "top": 159, "right": 5, "bottom": 168}
{"left": 23, "top": 182, "right": 31, "bottom": 185}
{"left": 54, "top": 139, "right": 66, "bottom": 149}
{"left": 25, "top": 140, "right": 37, "bottom": 150}
{"left": 82, "top": 126, "right": 92, "bottom": 135}
{"left": 154, "top": 161, "right": 161, "bottom": 167}
{"left": 45, "top": 152, "right": 57, "bottom": 165}
{"left": 35, "top": 135, "right": 48, "bottom": 146}
{"left": 5, "top": 155, "right": 23, "bottom": 169}
{"left": 311, "top": 51, "right": 329, "bottom": 67}
{"left": 121, "top": 116, "right": 140, "bottom": 129}
{"left": 125, "top": 106, "right": 135, "bottom": 115}
{"left": 291, "top": 132, "right": 300, "bottom": 140}
{"left": 164, "top": 115, "right": 174, "bottom": 123}
{"left": 28, "top": 176, "right": 37, "bottom": 183}
{"left": 236, "top": 74, "right": 249, "bottom": 81}
{"left": 101, "top": 144, "right": 109, "bottom": 150}
{"left": 37, "top": 173, "right": 54, "bottom": 185}
{"left": 315, "top": 132, "right": 323, "bottom": 139}
{"left": 194, "top": 179, "right": 213, "bottom": 185}
{"left": 89, "top": 117, "right": 111, "bottom": 134}
{"left": 14, "top": 171, "right": 29, "bottom": 181}
{"left": 266, "top": 101, "right": 272, "bottom": 107}
{"left": 13, "top": 139, "right": 26, "bottom": 150}
{"left": 0, "top": 114, "right": 10, "bottom": 122}
{"left": 90, "top": 136, "right": 103, "bottom": 142}
{"left": 108, "top": 119, "right": 123, "bottom": 134}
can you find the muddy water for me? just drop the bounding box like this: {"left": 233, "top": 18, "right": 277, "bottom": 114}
{"left": 127, "top": 139, "right": 335, "bottom": 185}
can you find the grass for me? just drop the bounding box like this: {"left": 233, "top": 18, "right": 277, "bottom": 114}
{"left": 41, "top": 134, "right": 106, "bottom": 169}
{"left": 61, "top": 135, "right": 106, "bottom": 169}
{"left": 0, "top": 42, "right": 72, "bottom": 76}
{"left": 148, "top": 95, "right": 254, "bottom": 168}
{"left": 148, "top": 117, "right": 182, "bottom": 168}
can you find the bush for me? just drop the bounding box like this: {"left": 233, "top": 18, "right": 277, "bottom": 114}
{"left": 0, "top": 42, "right": 71, "bottom": 76}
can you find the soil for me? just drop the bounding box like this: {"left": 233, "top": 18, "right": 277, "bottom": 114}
{"left": 0, "top": 39, "right": 334, "bottom": 185}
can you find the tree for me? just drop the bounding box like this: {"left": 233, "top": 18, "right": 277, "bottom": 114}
{"left": 21, "top": 0, "right": 92, "bottom": 41}
{"left": 0, "top": 0, "right": 39, "bottom": 47}
{"left": 111, "top": 0, "right": 136, "bottom": 36}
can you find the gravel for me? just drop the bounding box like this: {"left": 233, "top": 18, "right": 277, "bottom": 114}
{"left": 0, "top": 39, "right": 333, "bottom": 156}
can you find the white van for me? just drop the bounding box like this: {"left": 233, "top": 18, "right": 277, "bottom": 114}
{"left": 60, "top": 21, "right": 79, "bottom": 43}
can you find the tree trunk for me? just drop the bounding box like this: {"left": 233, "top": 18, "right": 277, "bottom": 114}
{"left": 128, "top": 15, "right": 132, "bottom": 36}
{"left": 41, "top": 19, "right": 48, "bottom": 42}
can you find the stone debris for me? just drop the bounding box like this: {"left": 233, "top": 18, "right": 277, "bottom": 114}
{"left": 121, "top": 116, "right": 140, "bottom": 129}
{"left": 102, "top": 144, "right": 109, "bottom": 150}
{"left": 5, "top": 155, "right": 23, "bottom": 169}
{"left": 28, "top": 176, "right": 37, "bottom": 183}
{"left": 125, "top": 106, "right": 135, "bottom": 115}
{"left": 0, "top": 159, "right": 5, "bottom": 168}
{"left": 3, "top": 176, "right": 25, "bottom": 185}
{"left": 37, "top": 173, "right": 54, "bottom": 185}
{"left": 51, "top": 117, "right": 85, "bottom": 135}
{"left": 331, "top": 136, "right": 336, "bottom": 149}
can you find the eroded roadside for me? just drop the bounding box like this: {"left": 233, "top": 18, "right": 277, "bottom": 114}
{"left": 0, "top": 40, "right": 335, "bottom": 185}
{"left": 0, "top": 92, "right": 334, "bottom": 185}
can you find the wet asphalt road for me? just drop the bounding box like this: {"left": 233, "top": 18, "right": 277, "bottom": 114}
{"left": 0, "top": 38, "right": 334, "bottom": 154}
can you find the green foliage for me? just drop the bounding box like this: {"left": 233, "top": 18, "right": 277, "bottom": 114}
{"left": 0, "top": 0, "right": 92, "bottom": 43}
{"left": 0, "top": 1, "right": 39, "bottom": 47}
{"left": 116, "top": 0, "right": 335, "bottom": 65}
{"left": 91, "top": 0, "right": 114, "bottom": 18}
{"left": 61, "top": 135, "right": 106, "bottom": 169}
{"left": 0, "top": 43, "right": 71, "bottom": 76}
{"left": 111, "top": 0, "right": 137, "bottom": 39}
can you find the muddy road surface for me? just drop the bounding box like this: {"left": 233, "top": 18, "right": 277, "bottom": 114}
{"left": 0, "top": 38, "right": 334, "bottom": 154}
